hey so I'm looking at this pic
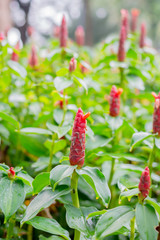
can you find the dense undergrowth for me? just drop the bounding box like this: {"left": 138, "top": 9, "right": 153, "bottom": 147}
{"left": 0, "top": 9, "right": 160, "bottom": 240}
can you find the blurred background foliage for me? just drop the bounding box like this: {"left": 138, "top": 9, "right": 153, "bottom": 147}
{"left": 1, "top": 0, "right": 160, "bottom": 47}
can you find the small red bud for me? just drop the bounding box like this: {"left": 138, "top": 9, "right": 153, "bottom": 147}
{"left": 27, "top": 26, "right": 34, "bottom": 37}
{"left": 69, "top": 57, "right": 77, "bottom": 72}
{"left": 117, "top": 25, "right": 126, "bottom": 62}
{"left": 8, "top": 167, "right": 15, "bottom": 180}
{"left": 0, "top": 32, "right": 5, "bottom": 42}
{"left": 138, "top": 167, "right": 151, "bottom": 200}
{"left": 131, "top": 8, "right": 140, "bottom": 32}
{"left": 60, "top": 15, "right": 68, "bottom": 48}
{"left": 28, "top": 45, "right": 38, "bottom": 68}
{"left": 11, "top": 42, "right": 19, "bottom": 62}
{"left": 139, "top": 22, "right": 146, "bottom": 48}
{"left": 69, "top": 108, "right": 90, "bottom": 167}
{"left": 75, "top": 25, "right": 85, "bottom": 46}
{"left": 152, "top": 92, "right": 160, "bottom": 135}
{"left": 109, "top": 85, "right": 123, "bottom": 117}
{"left": 121, "top": 9, "right": 129, "bottom": 39}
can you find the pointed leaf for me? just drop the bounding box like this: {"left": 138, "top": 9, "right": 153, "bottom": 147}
{"left": 130, "top": 132, "right": 154, "bottom": 151}
{"left": 46, "top": 123, "right": 71, "bottom": 139}
{"left": 33, "top": 172, "right": 50, "bottom": 194}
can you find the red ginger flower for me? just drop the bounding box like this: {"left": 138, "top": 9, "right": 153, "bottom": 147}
{"left": 69, "top": 108, "right": 90, "bottom": 167}
{"left": 75, "top": 25, "right": 85, "bottom": 46}
{"left": 109, "top": 85, "right": 123, "bottom": 117}
{"left": 131, "top": 8, "right": 140, "bottom": 32}
{"left": 121, "top": 9, "right": 129, "bottom": 39}
{"left": 8, "top": 167, "right": 15, "bottom": 180}
{"left": 138, "top": 166, "right": 151, "bottom": 200}
{"left": 152, "top": 92, "right": 160, "bottom": 135}
{"left": 139, "top": 22, "right": 146, "bottom": 48}
{"left": 117, "top": 25, "right": 126, "bottom": 62}
{"left": 28, "top": 46, "right": 38, "bottom": 67}
{"left": 11, "top": 42, "right": 19, "bottom": 62}
{"left": 0, "top": 32, "right": 5, "bottom": 42}
{"left": 60, "top": 15, "right": 68, "bottom": 48}
{"left": 69, "top": 57, "right": 77, "bottom": 72}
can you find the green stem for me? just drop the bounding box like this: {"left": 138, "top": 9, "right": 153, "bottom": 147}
{"left": 71, "top": 170, "right": 80, "bottom": 240}
{"left": 60, "top": 90, "right": 67, "bottom": 127}
{"left": 47, "top": 134, "right": 55, "bottom": 172}
{"left": 148, "top": 138, "right": 155, "bottom": 175}
{"left": 120, "top": 67, "right": 124, "bottom": 87}
{"left": 27, "top": 225, "right": 33, "bottom": 240}
{"left": 108, "top": 158, "right": 115, "bottom": 188}
{"left": 6, "top": 217, "right": 15, "bottom": 240}
{"left": 130, "top": 217, "right": 135, "bottom": 240}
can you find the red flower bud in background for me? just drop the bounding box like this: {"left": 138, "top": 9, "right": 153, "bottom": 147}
{"left": 69, "top": 108, "right": 90, "bottom": 167}
{"left": 55, "top": 91, "right": 68, "bottom": 109}
{"left": 0, "top": 32, "right": 5, "bottom": 42}
{"left": 117, "top": 25, "right": 126, "bottom": 62}
{"left": 69, "top": 57, "right": 77, "bottom": 72}
{"left": 75, "top": 25, "right": 85, "bottom": 46}
{"left": 60, "top": 15, "right": 68, "bottom": 48}
{"left": 109, "top": 85, "right": 123, "bottom": 117}
{"left": 28, "top": 46, "right": 38, "bottom": 68}
{"left": 54, "top": 26, "right": 60, "bottom": 38}
{"left": 27, "top": 26, "right": 34, "bottom": 37}
{"left": 152, "top": 92, "right": 160, "bottom": 135}
{"left": 11, "top": 42, "right": 19, "bottom": 62}
{"left": 138, "top": 166, "right": 151, "bottom": 200}
{"left": 8, "top": 167, "right": 15, "bottom": 180}
{"left": 121, "top": 9, "right": 129, "bottom": 39}
{"left": 131, "top": 8, "right": 140, "bottom": 32}
{"left": 139, "top": 22, "right": 146, "bottom": 48}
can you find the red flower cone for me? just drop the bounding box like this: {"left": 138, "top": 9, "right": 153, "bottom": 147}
{"left": 109, "top": 85, "right": 123, "bottom": 117}
{"left": 60, "top": 15, "right": 68, "bottom": 48}
{"left": 75, "top": 26, "right": 85, "bottom": 46}
{"left": 28, "top": 46, "right": 38, "bottom": 67}
{"left": 152, "top": 92, "right": 160, "bottom": 135}
{"left": 69, "top": 57, "right": 77, "bottom": 72}
{"left": 139, "top": 22, "right": 146, "bottom": 48}
{"left": 121, "top": 9, "right": 129, "bottom": 39}
{"left": 8, "top": 167, "right": 15, "bottom": 180}
{"left": 138, "top": 166, "right": 151, "bottom": 200}
{"left": 69, "top": 108, "right": 90, "bottom": 167}
{"left": 117, "top": 25, "right": 126, "bottom": 62}
{"left": 131, "top": 8, "right": 140, "bottom": 32}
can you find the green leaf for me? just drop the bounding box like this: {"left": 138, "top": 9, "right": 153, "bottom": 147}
{"left": 136, "top": 203, "right": 158, "bottom": 240}
{"left": 50, "top": 165, "right": 76, "bottom": 189}
{"left": 46, "top": 123, "right": 71, "bottom": 138}
{"left": 54, "top": 77, "right": 73, "bottom": 91}
{"left": 120, "top": 188, "right": 139, "bottom": 201}
{"left": 16, "top": 171, "right": 33, "bottom": 187}
{"left": 95, "top": 206, "right": 134, "bottom": 239}
{"left": 33, "top": 172, "right": 50, "bottom": 194}
{"left": 130, "top": 132, "right": 154, "bottom": 151}
{"left": 39, "top": 235, "right": 65, "bottom": 240}
{"left": 105, "top": 115, "right": 123, "bottom": 131}
{"left": 44, "top": 139, "right": 67, "bottom": 154}
{"left": 65, "top": 204, "right": 97, "bottom": 236}
{"left": 77, "top": 166, "right": 111, "bottom": 207}
{"left": 87, "top": 210, "right": 107, "bottom": 219}
{"left": 21, "top": 185, "right": 70, "bottom": 225}
{"left": 27, "top": 216, "right": 70, "bottom": 240}
{"left": 146, "top": 197, "right": 160, "bottom": 218}
{"left": 56, "top": 68, "right": 68, "bottom": 77}
{"left": 8, "top": 60, "right": 27, "bottom": 78}
{"left": 0, "top": 112, "right": 19, "bottom": 129}
{"left": 74, "top": 76, "right": 88, "bottom": 93}
{"left": 19, "top": 127, "right": 52, "bottom": 135}
{"left": 0, "top": 177, "right": 26, "bottom": 222}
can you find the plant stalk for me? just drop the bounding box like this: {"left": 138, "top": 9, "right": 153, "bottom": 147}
{"left": 130, "top": 216, "right": 135, "bottom": 240}
{"left": 6, "top": 217, "right": 15, "bottom": 240}
{"left": 47, "top": 134, "right": 56, "bottom": 172}
{"left": 148, "top": 138, "right": 156, "bottom": 175}
{"left": 71, "top": 170, "right": 80, "bottom": 240}
{"left": 27, "top": 225, "right": 33, "bottom": 240}
{"left": 108, "top": 158, "right": 115, "bottom": 188}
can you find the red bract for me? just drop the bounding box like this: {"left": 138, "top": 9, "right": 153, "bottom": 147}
{"left": 69, "top": 108, "right": 90, "bottom": 167}
{"left": 0, "top": 32, "right": 5, "bottom": 42}
{"left": 138, "top": 166, "right": 151, "bottom": 200}
{"left": 54, "top": 26, "right": 60, "bottom": 38}
{"left": 11, "top": 42, "right": 19, "bottom": 62}
{"left": 60, "top": 15, "right": 68, "bottom": 48}
{"left": 117, "top": 25, "right": 126, "bottom": 62}
{"left": 69, "top": 57, "right": 77, "bottom": 72}
{"left": 28, "top": 46, "right": 38, "bottom": 67}
{"left": 139, "top": 22, "right": 146, "bottom": 48}
{"left": 121, "top": 9, "right": 129, "bottom": 39}
{"left": 152, "top": 92, "right": 160, "bottom": 135}
{"left": 109, "top": 85, "right": 123, "bottom": 117}
{"left": 27, "top": 26, "right": 34, "bottom": 37}
{"left": 75, "top": 25, "right": 85, "bottom": 46}
{"left": 131, "top": 8, "right": 140, "bottom": 32}
{"left": 8, "top": 167, "right": 15, "bottom": 180}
